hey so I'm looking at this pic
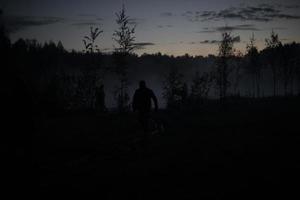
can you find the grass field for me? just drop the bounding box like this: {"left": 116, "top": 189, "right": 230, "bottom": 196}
{"left": 27, "top": 97, "right": 300, "bottom": 197}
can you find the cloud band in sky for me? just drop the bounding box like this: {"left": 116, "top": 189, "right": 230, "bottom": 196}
{"left": 134, "top": 42, "right": 155, "bottom": 50}
{"left": 4, "top": 15, "right": 65, "bottom": 33}
{"left": 199, "top": 36, "right": 241, "bottom": 44}
{"left": 183, "top": 3, "right": 300, "bottom": 22}
{"left": 199, "top": 24, "right": 260, "bottom": 33}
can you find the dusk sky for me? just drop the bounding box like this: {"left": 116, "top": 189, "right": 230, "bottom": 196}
{"left": 1, "top": 0, "right": 300, "bottom": 56}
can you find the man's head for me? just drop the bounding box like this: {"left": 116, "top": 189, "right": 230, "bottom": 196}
{"left": 139, "top": 80, "right": 146, "bottom": 88}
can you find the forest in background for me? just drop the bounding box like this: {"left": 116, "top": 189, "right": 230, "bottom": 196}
{"left": 1, "top": 7, "right": 300, "bottom": 113}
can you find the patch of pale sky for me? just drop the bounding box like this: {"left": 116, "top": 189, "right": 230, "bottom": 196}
{"left": 2, "top": 0, "right": 300, "bottom": 56}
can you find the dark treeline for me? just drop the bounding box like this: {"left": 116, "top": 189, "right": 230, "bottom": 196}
{"left": 2, "top": 36, "right": 300, "bottom": 111}
{"left": 2, "top": 37, "right": 300, "bottom": 111}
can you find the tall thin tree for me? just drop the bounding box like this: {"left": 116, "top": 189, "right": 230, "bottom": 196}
{"left": 77, "top": 26, "right": 104, "bottom": 109}
{"left": 246, "top": 33, "right": 261, "bottom": 98}
{"left": 112, "top": 4, "right": 136, "bottom": 112}
{"left": 83, "top": 26, "right": 103, "bottom": 53}
{"left": 265, "top": 30, "right": 281, "bottom": 96}
{"left": 215, "top": 31, "right": 235, "bottom": 101}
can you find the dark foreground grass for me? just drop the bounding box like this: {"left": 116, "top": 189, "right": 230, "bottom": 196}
{"left": 8, "top": 97, "right": 300, "bottom": 198}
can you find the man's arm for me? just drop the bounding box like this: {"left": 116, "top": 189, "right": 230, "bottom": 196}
{"left": 150, "top": 90, "right": 158, "bottom": 111}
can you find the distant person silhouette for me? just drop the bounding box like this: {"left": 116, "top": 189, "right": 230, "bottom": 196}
{"left": 132, "top": 80, "right": 158, "bottom": 133}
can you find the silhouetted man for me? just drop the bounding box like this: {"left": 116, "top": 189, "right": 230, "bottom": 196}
{"left": 132, "top": 80, "right": 158, "bottom": 133}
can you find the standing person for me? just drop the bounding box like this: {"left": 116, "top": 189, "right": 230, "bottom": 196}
{"left": 132, "top": 80, "right": 158, "bottom": 133}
